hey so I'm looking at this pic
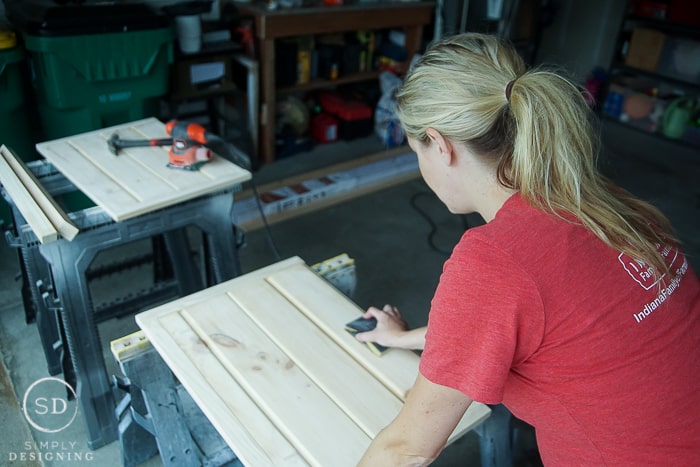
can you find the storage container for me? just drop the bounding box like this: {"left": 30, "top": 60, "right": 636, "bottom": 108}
{"left": 318, "top": 92, "right": 373, "bottom": 140}
{"left": 5, "top": 0, "right": 174, "bottom": 140}
{"left": 0, "top": 26, "right": 37, "bottom": 226}
{"left": 0, "top": 27, "right": 36, "bottom": 160}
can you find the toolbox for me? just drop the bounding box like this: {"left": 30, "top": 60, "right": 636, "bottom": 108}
{"left": 318, "top": 92, "right": 373, "bottom": 141}
{"left": 5, "top": 0, "right": 174, "bottom": 140}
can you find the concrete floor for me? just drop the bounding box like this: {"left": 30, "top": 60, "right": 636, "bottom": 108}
{"left": 0, "top": 123, "right": 698, "bottom": 466}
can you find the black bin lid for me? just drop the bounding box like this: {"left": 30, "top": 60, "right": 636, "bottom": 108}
{"left": 5, "top": 0, "right": 172, "bottom": 36}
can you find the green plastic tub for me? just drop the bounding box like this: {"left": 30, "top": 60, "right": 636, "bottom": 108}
{"left": 24, "top": 27, "right": 174, "bottom": 139}
{"left": 5, "top": 0, "right": 174, "bottom": 214}
{"left": 0, "top": 27, "right": 37, "bottom": 227}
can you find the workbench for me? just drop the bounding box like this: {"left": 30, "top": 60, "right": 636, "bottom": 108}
{"left": 135, "top": 256, "right": 491, "bottom": 466}
{"left": 0, "top": 118, "right": 251, "bottom": 449}
{"left": 236, "top": 1, "right": 435, "bottom": 165}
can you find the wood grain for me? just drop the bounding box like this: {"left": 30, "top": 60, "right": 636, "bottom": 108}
{"left": 157, "top": 312, "right": 307, "bottom": 467}
{"left": 266, "top": 264, "right": 420, "bottom": 399}
{"left": 181, "top": 297, "right": 370, "bottom": 467}
{"left": 227, "top": 279, "right": 404, "bottom": 436}
{"left": 136, "top": 257, "right": 491, "bottom": 464}
{"left": 35, "top": 118, "right": 251, "bottom": 221}
{"left": 0, "top": 145, "right": 78, "bottom": 243}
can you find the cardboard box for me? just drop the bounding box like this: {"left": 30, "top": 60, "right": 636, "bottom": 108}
{"left": 625, "top": 28, "right": 666, "bottom": 72}
{"left": 173, "top": 53, "right": 235, "bottom": 99}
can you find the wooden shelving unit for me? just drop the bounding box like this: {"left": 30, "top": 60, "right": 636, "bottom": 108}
{"left": 237, "top": 1, "right": 435, "bottom": 166}
{"left": 277, "top": 70, "right": 382, "bottom": 95}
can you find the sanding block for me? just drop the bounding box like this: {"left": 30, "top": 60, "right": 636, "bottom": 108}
{"left": 345, "top": 317, "right": 389, "bottom": 356}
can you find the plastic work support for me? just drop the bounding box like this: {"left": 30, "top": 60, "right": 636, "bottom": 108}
{"left": 112, "top": 333, "right": 240, "bottom": 467}
{"left": 4, "top": 160, "right": 244, "bottom": 450}
{"left": 2, "top": 161, "right": 75, "bottom": 375}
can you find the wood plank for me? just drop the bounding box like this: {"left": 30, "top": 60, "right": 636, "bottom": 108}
{"left": 73, "top": 119, "right": 237, "bottom": 195}
{"left": 241, "top": 2, "right": 435, "bottom": 40}
{"left": 0, "top": 145, "right": 78, "bottom": 241}
{"left": 136, "top": 258, "right": 309, "bottom": 465}
{"left": 136, "top": 256, "right": 491, "bottom": 461}
{"left": 137, "top": 257, "right": 305, "bottom": 324}
{"left": 0, "top": 146, "right": 57, "bottom": 243}
{"left": 237, "top": 145, "right": 409, "bottom": 200}
{"left": 238, "top": 168, "right": 419, "bottom": 231}
{"left": 227, "top": 279, "right": 404, "bottom": 437}
{"left": 156, "top": 312, "right": 307, "bottom": 467}
{"left": 35, "top": 118, "right": 251, "bottom": 222}
{"left": 266, "top": 264, "right": 421, "bottom": 399}
{"left": 266, "top": 263, "right": 493, "bottom": 444}
{"left": 180, "top": 297, "right": 371, "bottom": 467}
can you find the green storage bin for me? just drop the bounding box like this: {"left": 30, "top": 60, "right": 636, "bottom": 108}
{"left": 0, "top": 28, "right": 36, "bottom": 161}
{"left": 24, "top": 27, "right": 174, "bottom": 140}
{"left": 5, "top": 0, "right": 174, "bottom": 214}
{"left": 1, "top": 27, "right": 38, "bottom": 228}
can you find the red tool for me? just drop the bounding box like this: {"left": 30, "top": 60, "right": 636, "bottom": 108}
{"left": 107, "top": 120, "right": 220, "bottom": 171}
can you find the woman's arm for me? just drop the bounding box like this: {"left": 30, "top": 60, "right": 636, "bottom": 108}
{"left": 355, "top": 305, "right": 427, "bottom": 350}
{"left": 357, "top": 373, "right": 472, "bottom": 466}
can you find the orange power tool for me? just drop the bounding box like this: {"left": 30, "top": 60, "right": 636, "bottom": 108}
{"left": 108, "top": 120, "right": 221, "bottom": 171}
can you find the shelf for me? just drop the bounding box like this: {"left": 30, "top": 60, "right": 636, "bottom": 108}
{"left": 610, "top": 63, "right": 700, "bottom": 90}
{"left": 277, "top": 71, "right": 382, "bottom": 95}
{"left": 601, "top": 114, "right": 700, "bottom": 152}
{"left": 623, "top": 15, "right": 700, "bottom": 36}
{"left": 237, "top": 1, "right": 434, "bottom": 165}
{"left": 602, "top": 1, "right": 700, "bottom": 155}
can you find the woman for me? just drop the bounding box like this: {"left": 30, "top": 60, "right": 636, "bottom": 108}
{"left": 356, "top": 33, "right": 700, "bottom": 466}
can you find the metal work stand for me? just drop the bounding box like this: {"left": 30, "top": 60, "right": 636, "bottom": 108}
{"left": 4, "top": 160, "right": 244, "bottom": 450}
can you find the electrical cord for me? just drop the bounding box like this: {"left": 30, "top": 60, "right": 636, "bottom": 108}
{"left": 409, "top": 191, "right": 470, "bottom": 256}
{"left": 216, "top": 139, "right": 283, "bottom": 262}
{"left": 249, "top": 176, "right": 282, "bottom": 262}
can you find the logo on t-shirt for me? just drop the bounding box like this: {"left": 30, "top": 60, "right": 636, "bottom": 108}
{"left": 619, "top": 254, "right": 658, "bottom": 290}
{"left": 618, "top": 245, "right": 680, "bottom": 290}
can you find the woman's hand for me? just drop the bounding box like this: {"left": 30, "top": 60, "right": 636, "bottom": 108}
{"left": 356, "top": 304, "right": 426, "bottom": 350}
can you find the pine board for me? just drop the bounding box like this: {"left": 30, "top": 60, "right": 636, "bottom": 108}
{"left": 35, "top": 118, "right": 251, "bottom": 222}
{"left": 136, "top": 257, "right": 490, "bottom": 465}
{"left": 0, "top": 145, "right": 78, "bottom": 243}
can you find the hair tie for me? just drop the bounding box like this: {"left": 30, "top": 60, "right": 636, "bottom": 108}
{"left": 505, "top": 79, "right": 517, "bottom": 101}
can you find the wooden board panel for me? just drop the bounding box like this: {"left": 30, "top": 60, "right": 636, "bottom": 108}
{"left": 136, "top": 257, "right": 308, "bottom": 464}
{"left": 136, "top": 257, "right": 491, "bottom": 464}
{"left": 266, "top": 264, "right": 421, "bottom": 399}
{"left": 266, "top": 263, "right": 493, "bottom": 443}
{"left": 226, "top": 279, "right": 404, "bottom": 436}
{"left": 35, "top": 118, "right": 251, "bottom": 221}
{"left": 181, "top": 297, "right": 371, "bottom": 467}
{"left": 156, "top": 313, "right": 307, "bottom": 467}
{"left": 0, "top": 145, "right": 79, "bottom": 243}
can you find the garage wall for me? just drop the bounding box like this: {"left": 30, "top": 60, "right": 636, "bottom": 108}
{"left": 536, "top": 0, "right": 628, "bottom": 81}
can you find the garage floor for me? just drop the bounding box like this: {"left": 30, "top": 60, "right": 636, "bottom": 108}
{"left": 1, "top": 123, "right": 698, "bottom": 466}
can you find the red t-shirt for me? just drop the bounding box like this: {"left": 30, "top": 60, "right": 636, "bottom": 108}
{"left": 420, "top": 193, "right": 700, "bottom": 466}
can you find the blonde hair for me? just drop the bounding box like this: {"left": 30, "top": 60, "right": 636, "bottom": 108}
{"left": 397, "top": 33, "right": 677, "bottom": 280}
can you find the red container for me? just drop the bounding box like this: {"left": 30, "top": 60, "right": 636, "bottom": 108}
{"left": 311, "top": 112, "right": 338, "bottom": 143}
{"left": 667, "top": 0, "right": 700, "bottom": 26}
{"left": 318, "top": 92, "right": 373, "bottom": 140}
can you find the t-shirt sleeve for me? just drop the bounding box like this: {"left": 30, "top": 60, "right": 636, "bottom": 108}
{"left": 419, "top": 234, "right": 545, "bottom": 404}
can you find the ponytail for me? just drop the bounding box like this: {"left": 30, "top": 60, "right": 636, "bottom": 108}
{"left": 397, "top": 33, "right": 677, "bottom": 281}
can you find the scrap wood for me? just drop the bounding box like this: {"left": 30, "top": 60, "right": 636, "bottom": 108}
{"left": 0, "top": 144, "right": 79, "bottom": 243}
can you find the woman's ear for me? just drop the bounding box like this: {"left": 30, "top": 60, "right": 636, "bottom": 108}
{"left": 425, "top": 128, "right": 455, "bottom": 165}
